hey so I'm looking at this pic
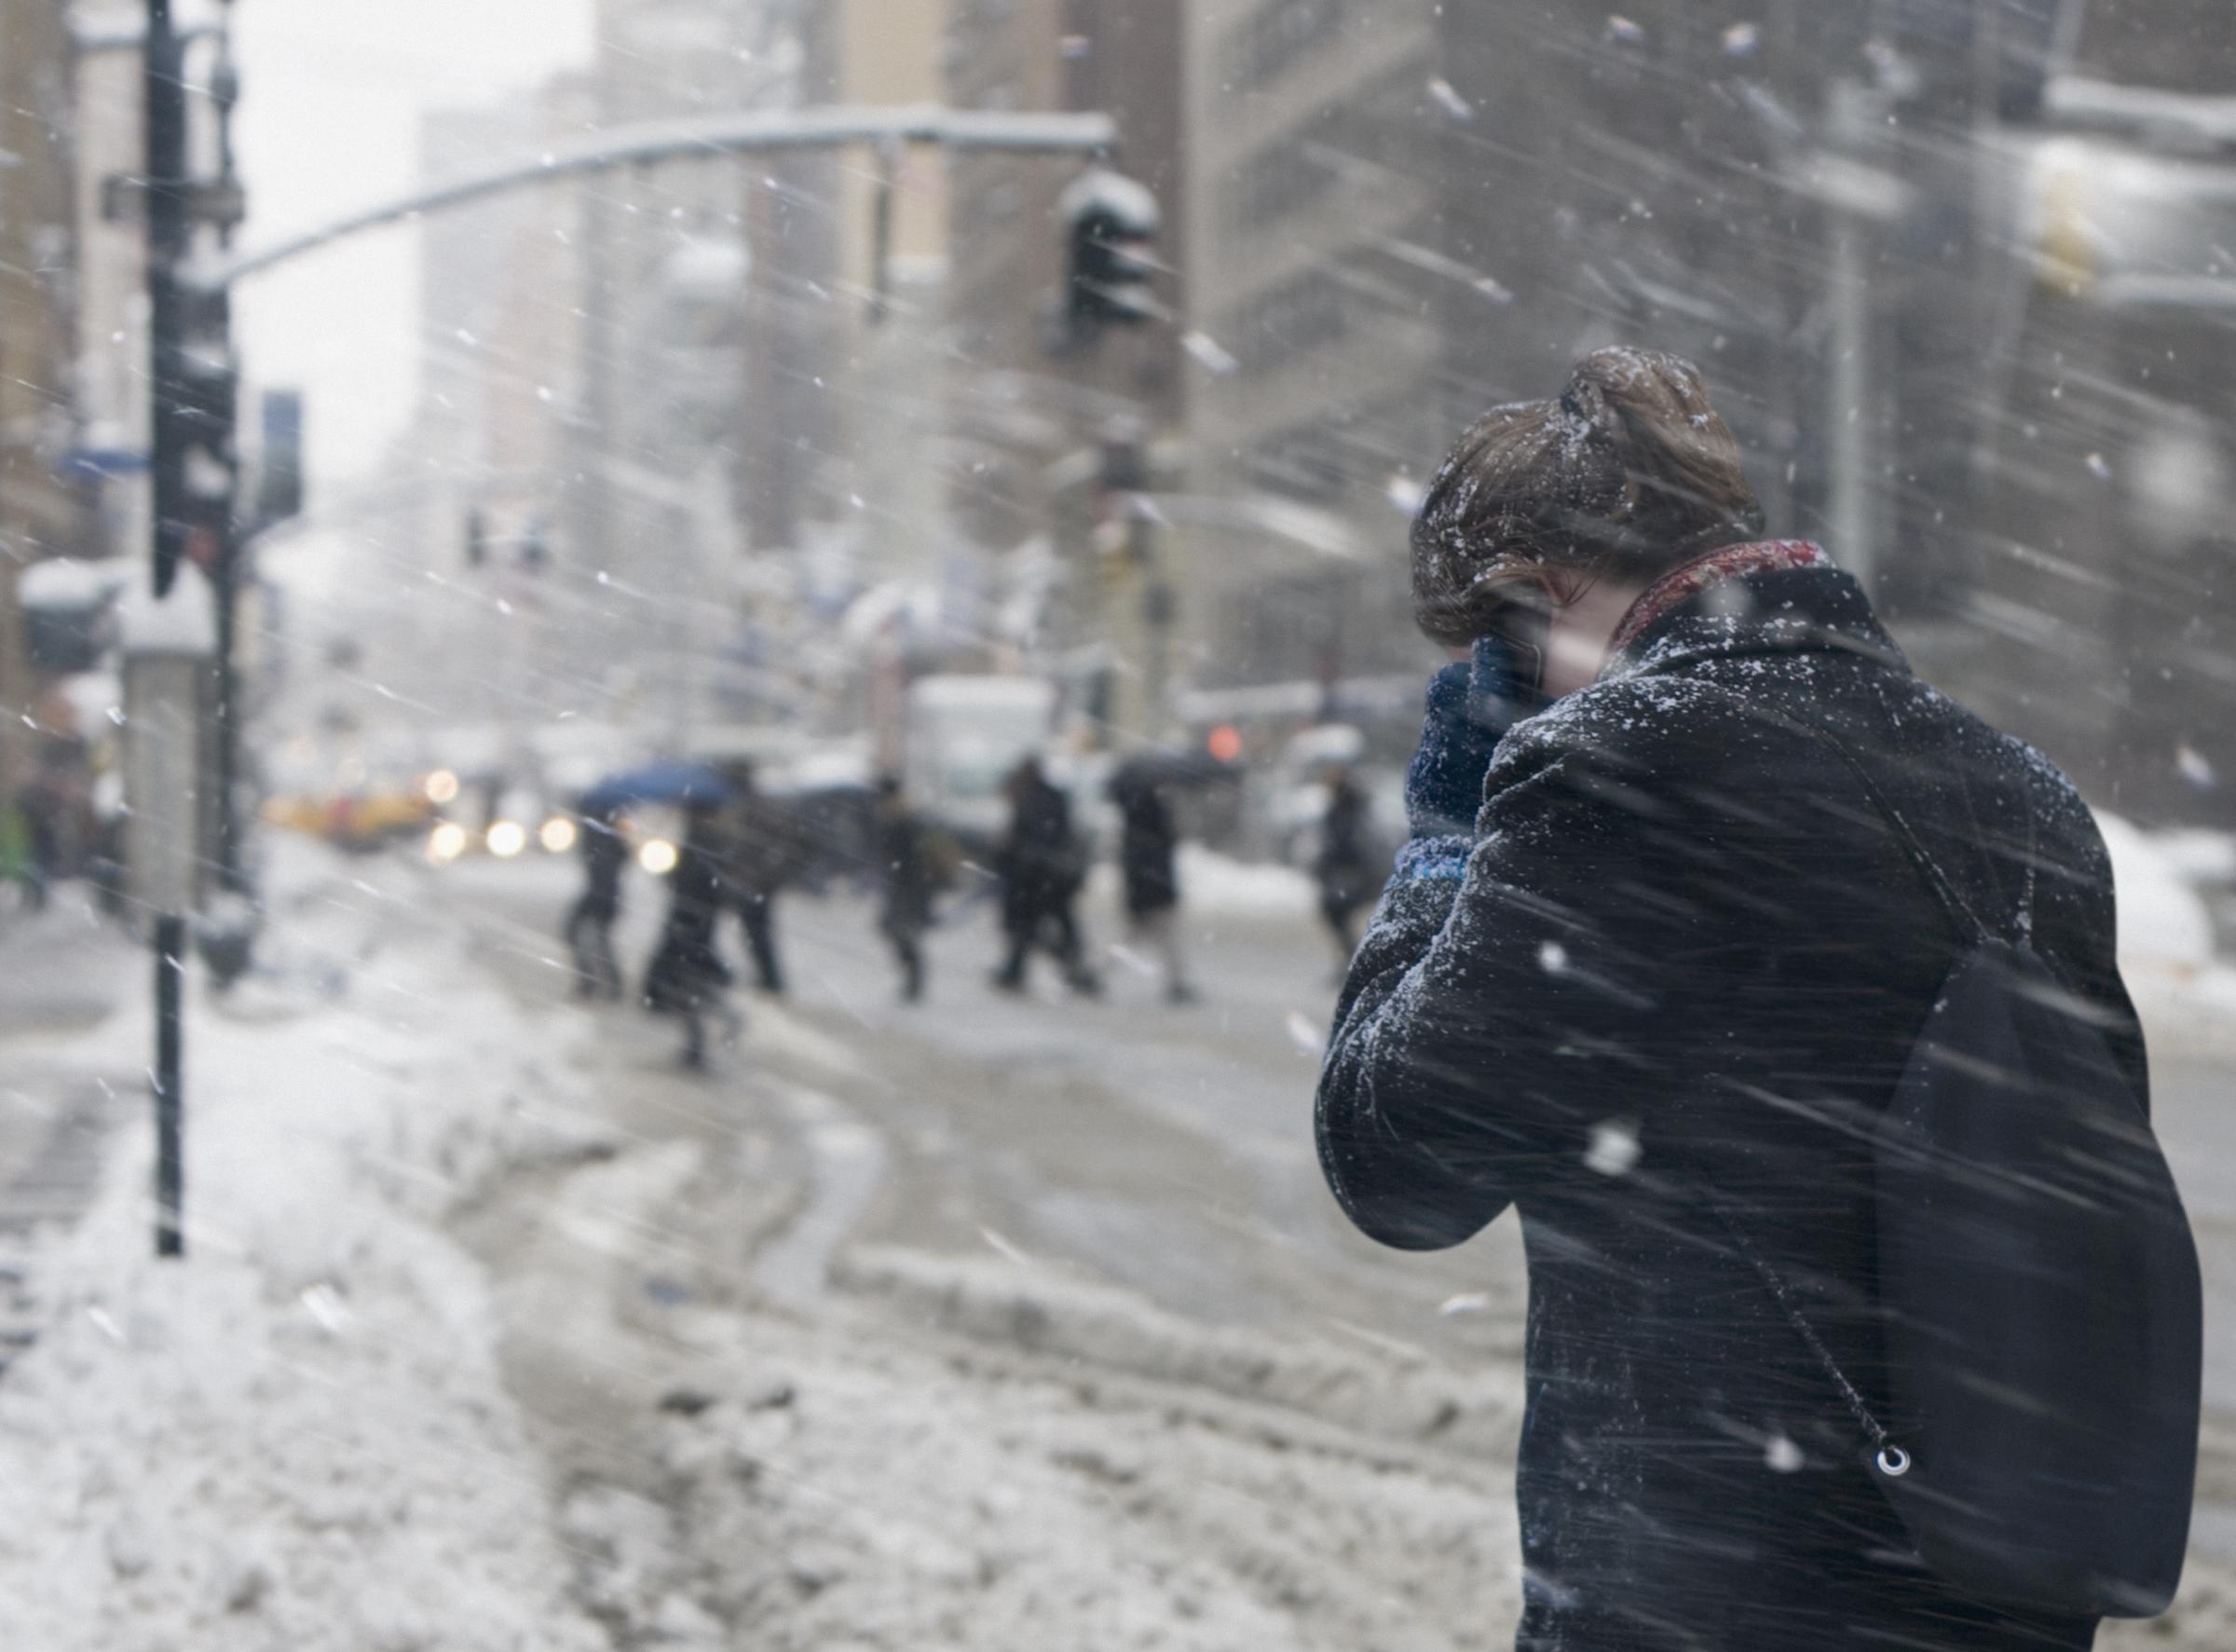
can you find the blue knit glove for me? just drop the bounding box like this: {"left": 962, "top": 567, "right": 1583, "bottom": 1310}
{"left": 1403, "top": 635, "right": 1536, "bottom": 839}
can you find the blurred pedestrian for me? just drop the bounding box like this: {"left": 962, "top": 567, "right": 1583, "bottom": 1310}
{"left": 872, "top": 775, "right": 942, "bottom": 1002}
{"left": 991, "top": 757, "right": 1099, "bottom": 997}
{"left": 1111, "top": 768, "right": 1195, "bottom": 1003}
{"left": 1312, "top": 765, "right": 1376, "bottom": 969}
{"left": 11, "top": 781, "right": 58, "bottom": 912}
{"left": 643, "top": 801, "right": 738, "bottom": 1070}
{"left": 718, "top": 761, "right": 804, "bottom": 997}
{"left": 1317, "top": 348, "right": 2177, "bottom": 1649}
{"left": 564, "top": 803, "right": 627, "bottom": 1001}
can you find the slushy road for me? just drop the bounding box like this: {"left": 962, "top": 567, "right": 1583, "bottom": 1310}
{"left": 436, "top": 853, "right": 2236, "bottom": 1414}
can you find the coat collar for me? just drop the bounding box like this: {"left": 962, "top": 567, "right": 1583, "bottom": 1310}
{"left": 1607, "top": 539, "right": 1833, "bottom": 655}
{"left": 1600, "top": 543, "right": 1906, "bottom": 684}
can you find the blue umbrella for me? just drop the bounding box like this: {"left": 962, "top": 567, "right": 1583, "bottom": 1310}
{"left": 578, "top": 761, "right": 732, "bottom": 819}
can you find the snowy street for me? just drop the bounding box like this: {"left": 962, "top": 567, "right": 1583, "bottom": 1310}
{"left": 13, "top": 2, "right": 2236, "bottom": 1643}
{"left": 0, "top": 833, "right": 2231, "bottom": 1647}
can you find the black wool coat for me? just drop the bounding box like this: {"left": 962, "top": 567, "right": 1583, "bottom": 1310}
{"left": 1116, "top": 785, "right": 1182, "bottom": 916}
{"left": 1316, "top": 563, "right": 2138, "bottom": 1651}
{"left": 998, "top": 776, "right": 1084, "bottom": 922}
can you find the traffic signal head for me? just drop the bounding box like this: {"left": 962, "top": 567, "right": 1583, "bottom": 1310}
{"left": 157, "top": 347, "right": 238, "bottom": 591}
{"left": 1060, "top": 168, "right": 1160, "bottom": 329}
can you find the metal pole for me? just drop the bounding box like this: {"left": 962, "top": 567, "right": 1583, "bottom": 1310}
{"left": 211, "top": 428, "right": 241, "bottom": 890}
{"left": 144, "top": 0, "right": 190, "bottom": 598}
{"left": 146, "top": 1, "right": 190, "bottom": 1258}
{"left": 868, "top": 139, "right": 898, "bottom": 325}
{"left": 153, "top": 914, "right": 186, "bottom": 1256}
{"left": 208, "top": 8, "right": 244, "bottom": 894}
{"left": 204, "top": 107, "right": 1119, "bottom": 291}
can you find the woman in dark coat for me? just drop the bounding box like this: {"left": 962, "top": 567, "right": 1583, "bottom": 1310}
{"left": 1316, "top": 348, "right": 2141, "bottom": 1650}
{"left": 643, "top": 801, "right": 738, "bottom": 1069}
{"left": 1312, "top": 765, "right": 1377, "bottom": 968}
{"left": 990, "top": 758, "right": 1100, "bottom": 997}
{"left": 1111, "top": 770, "right": 1195, "bottom": 1003}
{"left": 564, "top": 803, "right": 628, "bottom": 1001}
{"left": 873, "top": 776, "right": 940, "bottom": 1003}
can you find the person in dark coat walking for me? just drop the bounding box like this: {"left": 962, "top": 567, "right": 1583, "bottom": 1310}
{"left": 1312, "top": 765, "right": 1377, "bottom": 968}
{"left": 12, "top": 779, "right": 60, "bottom": 912}
{"left": 564, "top": 804, "right": 628, "bottom": 1001}
{"left": 1111, "top": 769, "right": 1195, "bottom": 1003}
{"left": 873, "top": 775, "right": 942, "bottom": 1003}
{"left": 718, "top": 761, "right": 802, "bottom": 997}
{"left": 643, "top": 801, "right": 739, "bottom": 1069}
{"left": 1317, "top": 348, "right": 2138, "bottom": 1651}
{"left": 991, "top": 757, "right": 1100, "bottom": 997}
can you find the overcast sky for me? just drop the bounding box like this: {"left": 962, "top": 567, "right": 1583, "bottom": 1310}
{"left": 231, "top": 1, "right": 594, "bottom": 488}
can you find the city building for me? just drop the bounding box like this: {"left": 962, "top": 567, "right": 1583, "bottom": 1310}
{"left": 791, "top": 0, "right": 953, "bottom": 596}
{"left": 1968, "top": 0, "right": 2236, "bottom": 816}
{"left": 2, "top": 0, "right": 93, "bottom": 799}
{"left": 396, "top": 80, "right": 599, "bottom": 724}
{"left": 1178, "top": 0, "right": 1448, "bottom": 699}
{"left": 67, "top": 16, "right": 153, "bottom": 569}
{"left": 944, "top": 0, "right": 1188, "bottom": 741}
{"left": 1419, "top": 0, "right": 2236, "bottom": 818}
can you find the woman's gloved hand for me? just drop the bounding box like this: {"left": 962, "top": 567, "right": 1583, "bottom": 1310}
{"left": 1403, "top": 635, "right": 1541, "bottom": 839}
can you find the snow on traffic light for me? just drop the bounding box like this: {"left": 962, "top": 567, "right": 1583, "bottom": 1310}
{"left": 1059, "top": 167, "right": 1160, "bottom": 331}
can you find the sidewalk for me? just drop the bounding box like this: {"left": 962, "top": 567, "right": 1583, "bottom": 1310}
{"left": 0, "top": 843, "right": 606, "bottom": 1650}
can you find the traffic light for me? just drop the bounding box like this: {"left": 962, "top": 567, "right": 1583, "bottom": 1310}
{"left": 1059, "top": 167, "right": 1160, "bottom": 330}
{"left": 169, "top": 346, "right": 238, "bottom": 582}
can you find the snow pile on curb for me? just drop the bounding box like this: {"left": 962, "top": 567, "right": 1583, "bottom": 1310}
{"left": 2100, "top": 812, "right": 2216, "bottom": 971}
{"left": 838, "top": 1245, "right": 1520, "bottom": 1458}
{"left": 1085, "top": 845, "right": 1317, "bottom": 920}
{"left": 0, "top": 841, "right": 605, "bottom": 1651}
{"left": 2098, "top": 812, "right": 2236, "bottom": 1054}
{"left": 1175, "top": 843, "right": 1318, "bottom": 918}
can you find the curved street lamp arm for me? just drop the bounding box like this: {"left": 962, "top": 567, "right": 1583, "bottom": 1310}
{"left": 201, "top": 104, "right": 1117, "bottom": 290}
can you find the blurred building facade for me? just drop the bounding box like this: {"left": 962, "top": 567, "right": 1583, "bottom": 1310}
{"left": 1160, "top": 0, "right": 2235, "bottom": 822}
{"left": 1178, "top": 0, "right": 1446, "bottom": 697}
{"left": 365, "top": 0, "right": 2236, "bottom": 824}
{"left": 1977, "top": 0, "right": 2236, "bottom": 820}
{"left": 398, "top": 81, "right": 598, "bottom": 727}
{"left": 945, "top": 0, "right": 1189, "bottom": 741}
{"left": 67, "top": 19, "right": 153, "bottom": 570}
{"left": 1, "top": 0, "right": 92, "bottom": 800}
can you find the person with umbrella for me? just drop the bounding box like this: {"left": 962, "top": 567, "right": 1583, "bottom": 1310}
{"left": 1109, "top": 760, "right": 1196, "bottom": 1004}
{"left": 572, "top": 760, "right": 732, "bottom": 1010}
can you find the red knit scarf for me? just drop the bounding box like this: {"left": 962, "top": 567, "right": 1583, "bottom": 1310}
{"left": 1606, "top": 539, "right": 1831, "bottom": 659}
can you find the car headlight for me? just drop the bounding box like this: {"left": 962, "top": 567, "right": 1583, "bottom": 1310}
{"left": 427, "top": 821, "right": 470, "bottom": 864}
{"left": 637, "top": 838, "right": 678, "bottom": 876}
{"left": 539, "top": 816, "right": 579, "bottom": 854}
{"left": 486, "top": 820, "right": 528, "bottom": 859}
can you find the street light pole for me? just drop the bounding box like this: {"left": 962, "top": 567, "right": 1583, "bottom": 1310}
{"left": 143, "top": 0, "right": 190, "bottom": 601}
{"left": 141, "top": 0, "right": 192, "bottom": 1257}
{"left": 205, "top": 4, "right": 246, "bottom": 897}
